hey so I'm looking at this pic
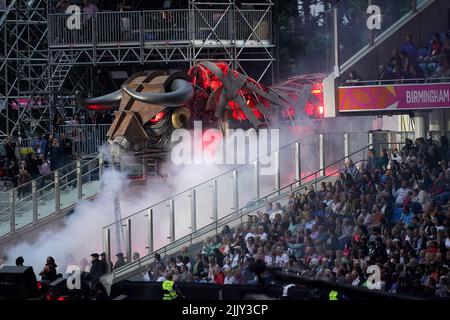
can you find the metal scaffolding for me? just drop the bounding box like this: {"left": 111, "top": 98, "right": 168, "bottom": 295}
{"left": 0, "top": 0, "right": 275, "bottom": 139}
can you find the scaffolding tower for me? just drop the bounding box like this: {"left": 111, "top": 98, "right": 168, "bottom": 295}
{"left": 0, "top": 0, "right": 275, "bottom": 139}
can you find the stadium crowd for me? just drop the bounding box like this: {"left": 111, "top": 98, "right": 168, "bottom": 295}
{"left": 345, "top": 31, "right": 450, "bottom": 85}
{"left": 143, "top": 136, "right": 450, "bottom": 298}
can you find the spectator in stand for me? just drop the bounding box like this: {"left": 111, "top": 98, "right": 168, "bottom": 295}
{"left": 99, "top": 252, "right": 113, "bottom": 274}
{"left": 401, "top": 34, "right": 418, "bottom": 63}
{"left": 52, "top": 111, "right": 65, "bottom": 136}
{"left": 60, "top": 132, "right": 73, "bottom": 159}
{"left": 70, "top": 113, "right": 82, "bottom": 155}
{"left": 344, "top": 70, "right": 362, "bottom": 86}
{"left": 39, "top": 256, "right": 58, "bottom": 282}
{"left": 17, "top": 161, "right": 30, "bottom": 199}
{"left": 3, "top": 136, "right": 17, "bottom": 168}
{"left": 89, "top": 253, "right": 104, "bottom": 289}
{"left": 27, "top": 153, "right": 40, "bottom": 180}
{"left": 425, "top": 33, "right": 443, "bottom": 63}
{"left": 113, "top": 253, "right": 126, "bottom": 270}
{"left": 388, "top": 48, "right": 404, "bottom": 71}
{"left": 48, "top": 139, "right": 65, "bottom": 171}
{"left": 6, "top": 160, "right": 19, "bottom": 187}
{"left": 82, "top": 0, "right": 99, "bottom": 19}
{"left": 35, "top": 134, "right": 48, "bottom": 156}
{"left": 15, "top": 256, "right": 24, "bottom": 267}
{"left": 38, "top": 154, "right": 51, "bottom": 177}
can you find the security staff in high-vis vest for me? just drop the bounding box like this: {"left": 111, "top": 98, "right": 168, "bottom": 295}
{"left": 162, "top": 273, "right": 184, "bottom": 300}
{"left": 329, "top": 290, "right": 347, "bottom": 300}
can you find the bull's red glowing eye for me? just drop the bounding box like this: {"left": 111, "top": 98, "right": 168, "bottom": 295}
{"left": 57, "top": 296, "right": 66, "bottom": 301}
{"left": 150, "top": 111, "right": 165, "bottom": 123}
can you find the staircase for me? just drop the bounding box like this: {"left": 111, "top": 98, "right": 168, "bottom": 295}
{"left": 48, "top": 51, "right": 78, "bottom": 93}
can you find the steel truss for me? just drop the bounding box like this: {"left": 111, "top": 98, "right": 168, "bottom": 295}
{"left": 1, "top": 0, "right": 275, "bottom": 138}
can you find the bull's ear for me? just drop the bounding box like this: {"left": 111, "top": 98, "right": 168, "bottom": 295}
{"left": 75, "top": 90, "right": 122, "bottom": 111}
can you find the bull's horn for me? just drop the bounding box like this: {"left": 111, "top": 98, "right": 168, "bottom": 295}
{"left": 122, "top": 79, "right": 193, "bottom": 107}
{"left": 75, "top": 90, "right": 122, "bottom": 109}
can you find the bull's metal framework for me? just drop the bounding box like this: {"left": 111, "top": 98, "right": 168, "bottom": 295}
{"left": 0, "top": 0, "right": 275, "bottom": 139}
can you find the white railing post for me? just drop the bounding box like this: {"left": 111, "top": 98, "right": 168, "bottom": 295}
{"left": 147, "top": 209, "right": 154, "bottom": 254}
{"left": 77, "top": 160, "right": 82, "bottom": 200}
{"left": 212, "top": 179, "right": 218, "bottom": 222}
{"left": 254, "top": 160, "right": 260, "bottom": 199}
{"left": 191, "top": 189, "right": 197, "bottom": 232}
{"left": 233, "top": 170, "right": 239, "bottom": 210}
{"left": 32, "top": 180, "right": 38, "bottom": 223}
{"left": 294, "top": 142, "right": 301, "bottom": 185}
{"left": 54, "top": 171, "right": 60, "bottom": 214}
{"left": 10, "top": 190, "right": 16, "bottom": 233}
{"left": 169, "top": 199, "right": 175, "bottom": 243}
{"left": 124, "top": 219, "right": 132, "bottom": 263}
{"left": 344, "top": 133, "right": 350, "bottom": 160}
{"left": 274, "top": 151, "right": 281, "bottom": 194}
{"left": 319, "top": 134, "right": 325, "bottom": 177}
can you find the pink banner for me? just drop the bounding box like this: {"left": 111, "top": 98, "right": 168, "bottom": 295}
{"left": 339, "top": 82, "right": 450, "bottom": 112}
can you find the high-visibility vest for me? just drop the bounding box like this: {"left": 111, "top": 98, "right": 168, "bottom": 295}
{"left": 162, "top": 280, "right": 177, "bottom": 300}
{"left": 329, "top": 290, "right": 339, "bottom": 300}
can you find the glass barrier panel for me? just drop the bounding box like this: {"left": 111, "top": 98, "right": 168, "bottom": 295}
{"left": 152, "top": 201, "right": 171, "bottom": 250}
{"left": 0, "top": 197, "right": 11, "bottom": 237}
{"left": 36, "top": 172, "right": 56, "bottom": 220}
{"left": 216, "top": 172, "right": 235, "bottom": 219}
{"left": 59, "top": 168, "right": 78, "bottom": 211}
{"left": 129, "top": 209, "right": 150, "bottom": 262}
{"left": 14, "top": 192, "right": 33, "bottom": 230}
{"left": 194, "top": 182, "right": 214, "bottom": 230}
{"left": 173, "top": 190, "right": 192, "bottom": 240}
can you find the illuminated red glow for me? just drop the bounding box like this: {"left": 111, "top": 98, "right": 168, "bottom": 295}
{"left": 86, "top": 105, "right": 114, "bottom": 111}
{"left": 150, "top": 111, "right": 165, "bottom": 123}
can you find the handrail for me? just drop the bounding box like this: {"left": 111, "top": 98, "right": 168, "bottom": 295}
{"left": 102, "top": 131, "right": 375, "bottom": 229}
{"left": 111, "top": 141, "right": 398, "bottom": 278}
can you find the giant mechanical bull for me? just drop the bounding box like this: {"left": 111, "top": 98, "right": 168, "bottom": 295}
{"left": 77, "top": 61, "right": 324, "bottom": 163}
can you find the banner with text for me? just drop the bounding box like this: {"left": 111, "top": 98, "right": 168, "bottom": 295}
{"left": 338, "top": 82, "right": 450, "bottom": 112}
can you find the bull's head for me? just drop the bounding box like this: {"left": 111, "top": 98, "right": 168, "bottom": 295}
{"left": 77, "top": 71, "right": 194, "bottom": 162}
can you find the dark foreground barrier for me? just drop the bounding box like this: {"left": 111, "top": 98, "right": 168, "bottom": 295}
{"left": 109, "top": 281, "right": 317, "bottom": 300}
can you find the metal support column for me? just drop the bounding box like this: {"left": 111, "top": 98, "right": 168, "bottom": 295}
{"left": 103, "top": 228, "right": 111, "bottom": 273}
{"left": 124, "top": 219, "right": 132, "bottom": 263}
{"left": 146, "top": 209, "right": 154, "bottom": 254}
{"left": 333, "top": 7, "right": 340, "bottom": 76}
